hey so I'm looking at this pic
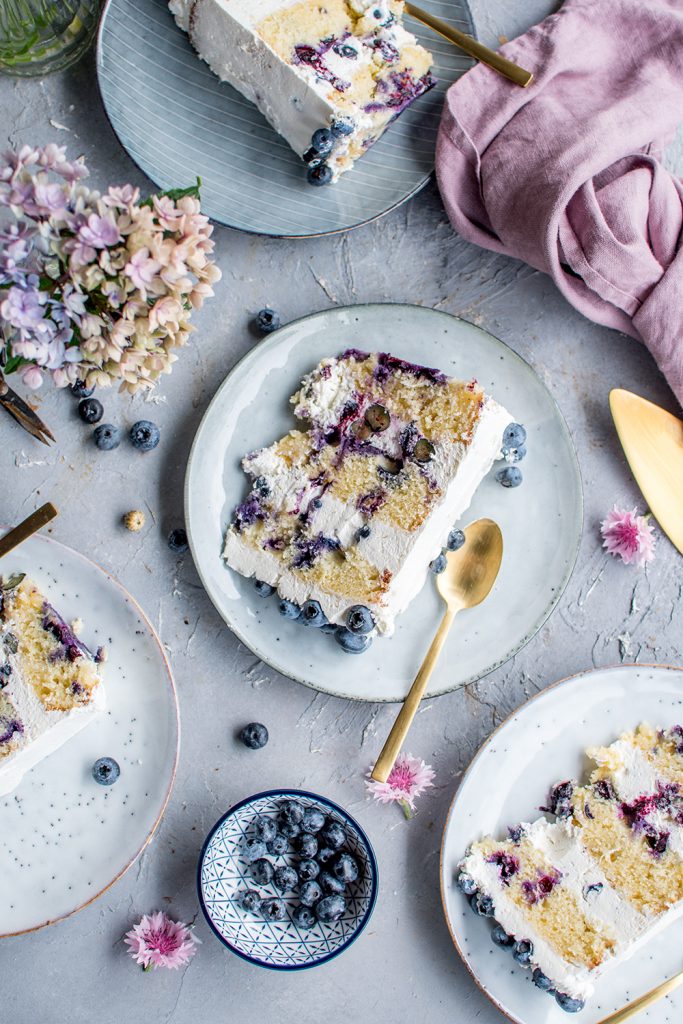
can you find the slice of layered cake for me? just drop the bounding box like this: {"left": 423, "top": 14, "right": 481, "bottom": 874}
{"left": 0, "top": 573, "right": 105, "bottom": 796}
{"left": 459, "top": 724, "right": 683, "bottom": 1012}
{"left": 223, "top": 350, "right": 513, "bottom": 651}
{"left": 169, "top": 0, "right": 435, "bottom": 183}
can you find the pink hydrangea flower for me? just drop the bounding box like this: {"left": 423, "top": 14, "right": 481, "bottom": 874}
{"left": 366, "top": 752, "right": 435, "bottom": 819}
{"left": 600, "top": 506, "right": 656, "bottom": 567}
{"left": 124, "top": 911, "right": 200, "bottom": 971}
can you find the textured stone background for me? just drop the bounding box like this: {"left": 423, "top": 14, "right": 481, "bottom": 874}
{"left": 1, "top": 1, "right": 682, "bottom": 1022}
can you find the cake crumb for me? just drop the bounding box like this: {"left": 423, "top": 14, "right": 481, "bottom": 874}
{"left": 123, "top": 510, "right": 145, "bottom": 532}
{"left": 70, "top": 617, "right": 84, "bottom": 636}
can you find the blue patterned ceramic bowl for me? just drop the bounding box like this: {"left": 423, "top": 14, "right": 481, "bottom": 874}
{"left": 198, "top": 789, "right": 378, "bottom": 970}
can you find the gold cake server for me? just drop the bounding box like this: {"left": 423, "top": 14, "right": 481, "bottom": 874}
{"left": 405, "top": 3, "right": 534, "bottom": 88}
{"left": 0, "top": 503, "right": 58, "bottom": 560}
{"left": 371, "top": 518, "right": 503, "bottom": 783}
{"left": 610, "top": 389, "right": 683, "bottom": 556}
{"left": 597, "top": 969, "right": 683, "bottom": 1023}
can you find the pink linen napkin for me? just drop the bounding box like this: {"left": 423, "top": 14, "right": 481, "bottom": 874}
{"left": 435, "top": 0, "right": 683, "bottom": 406}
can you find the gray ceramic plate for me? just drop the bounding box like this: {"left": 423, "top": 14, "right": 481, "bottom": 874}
{"left": 184, "top": 304, "right": 583, "bottom": 703}
{"left": 441, "top": 664, "right": 683, "bottom": 1024}
{"left": 96, "top": 0, "right": 474, "bottom": 237}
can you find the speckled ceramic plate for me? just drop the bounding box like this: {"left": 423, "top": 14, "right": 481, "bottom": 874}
{"left": 184, "top": 303, "right": 582, "bottom": 703}
{"left": 441, "top": 664, "right": 683, "bottom": 1024}
{"left": 0, "top": 531, "right": 179, "bottom": 937}
{"left": 96, "top": 0, "right": 474, "bottom": 237}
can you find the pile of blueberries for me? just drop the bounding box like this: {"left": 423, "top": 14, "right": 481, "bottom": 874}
{"left": 254, "top": 581, "right": 376, "bottom": 655}
{"left": 239, "top": 799, "right": 362, "bottom": 931}
{"left": 303, "top": 119, "right": 354, "bottom": 187}
{"left": 72, "top": 380, "right": 161, "bottom": 453}
{"left": 457, "top": 871, "right": 584, "bottom": 1014}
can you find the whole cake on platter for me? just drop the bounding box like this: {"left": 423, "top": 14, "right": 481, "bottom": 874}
{"left": 169, "top": 0, "right": 435, "bottom": 184}
{"left": 223, "top": 349, "right": 516, "bottom": 653}
{"left": 0, "top": 573, "right": 105, "bottom": 796}
{"left": 459, "top": 724, "right": 683, "bottom": 1013}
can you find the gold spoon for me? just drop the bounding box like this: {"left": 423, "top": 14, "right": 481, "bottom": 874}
{"left": 405, "top": 3, "right": 534, "bottom": 88}
{"left": 597, "top": 972, "right": 683, "bottom": 1024}
{"left": 371, "top": 517, "right": 503, "bottom": 783}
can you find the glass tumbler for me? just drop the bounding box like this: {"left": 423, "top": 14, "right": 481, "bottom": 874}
{"left": 0, "top": 0, "right": 102, "bottom": 77}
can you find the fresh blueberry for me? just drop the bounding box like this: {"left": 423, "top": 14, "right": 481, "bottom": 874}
{"left": 240, "top": 889, "right": 261, "bottom": 913}
{"left": 279, "top": 819, "right": 301, "bottom": 840}
{"left": 273, "top": 865, "right": 299, "bottom": 893}
{"left": 299, "top": 880, "right": 323, "bottom": 907}
{"left": 332, "top": 852, "right": 359, "bottom": 884}
{"left": 316, "top": 846, "right": 336, "bottom": 866}
{"left": 330, "top": 117, "right": 355, "bottom": 137}
{"left": 71, "top": 379, "right": 94, "bottom": 399}
{"left": 512, "top": 939, "right": 534, "bottom": 965}
{"left": 335, "top": 627, "right": 372, "bottom": 654}
{"left": 532, "top": 968, "right": 554, "bottom": 991}
{"left": 254, "top": 579, "right": 275, "bottom": 598}
{"left": 307, "top": 163, "right": 333, "bottom": 187}
{"left": 0, "top": 663, "right": 12, "bottom": 680}
{"left": 168, "top": 527, "right": 189, "bottom": 553}
{"left": 253, "top": 476, "right": 270, "bottom": 496}
{"left": 92, "top": 756, "right": 120, "bottom": 786}
{"left": 447, "top": 529, "right": 465, "bottom": 552}
{"left": 316, "top": 894, "right": 346, "bottom": 923}
{"left": 311, "top": 128, "right": 334, "bottom": 155}
{"left": 456, "top": 873, "right": 477, "bottom": 896}
{"left": 93, "top": 424, "right": 121, "bottom": 450}
{"left": 240, "top": 722, "right": 269, "bottom": 749}
{"left": 280, "top": 800, "right": 305, "bottom": 825}
{"left": 320, "top": 821, "right": 346, "bottom": 850}
{"left": 254, "top": 815, "right": 277, "bottom": 843}
{"left": 279, "top": 599, "right": 301, "bottom": 619}
{"left": 129, "top": 420, "right": 160, "bottom": 452}
{"left": 503, "top": 423, "right": 527, "bottom": 449}
{"left": 256, "top": 308, "right": 280, "bottom": 333}
{"left": 496, "top": 466, "right": 523, "bottom": 488}
{"left": 502, "top": 444, "right": 527, "bottom": 463}
{"left": 356, "top": 524, "right": 371, "bottom": 541}
{"left": 430, "top": 552, "right": 448, "bottom": 574}
{"left": 78, "top": 397, "right": 103, "bottom": 424}
{"left": 301, "top": 600, "right": 327, "bottom": 627}
{"left": 333, "top": 43, "right": 357, "bottom": 59}
{"left": 345, "top": 605, "right": 374, "bottom": 635}
{"left": 470, "top": 892, "right": 495, "bottom": 917}
{"left": 303, "top": 147, "right": 324, "bottom": 167}
{"left": 250, "top": 858, "right": 274, "bottom": 885}
{"left": 413, "top": 438, "right": 435, "bottom": 463}
{"left": 242, "top": 837, "right": 267, "bottom": 863}
{"left": 298, "top": 858, "right": 320, "bottom": 882}
{"left": 260, "top": 897, "right": 287, "bottom": 922}
{"left": 491, "top": 924, "right": 515, "bottom": 948}
{"left": 555, "top": 993, "right": 585, "bottom": 1013}
{"left": 364, "top": 403, "right": 390, "bottom": 432}
{"left": 292, "top": 905, "right": 316, "bottom": 930}
{"left": 266, "top": 832, "right": 288, "bottom": 857}
{"left": 301, "top": 806, "right": 326, "bottom": 833}
{"left": 298, "top": 832, "right": 319, "bottom": 858}
{"left": 549, "top": 780, "right": 574, "bottom": 818}
{"left": 319, "top": 871, "right": 345, "bottom": 896}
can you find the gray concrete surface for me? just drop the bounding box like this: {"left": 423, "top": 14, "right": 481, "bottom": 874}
{"left": 1, "top": 2, "right": 682, "bottom": 1022}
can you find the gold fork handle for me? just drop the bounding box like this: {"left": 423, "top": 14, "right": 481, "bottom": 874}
{"left": 598, "top": 971, "right": 683, "bottom": 1024}
{"left": 405, "top": 3, "right": 534, "bottom": 88}
{"left": 371, "top": 604, "right": 457, "bottom": 783}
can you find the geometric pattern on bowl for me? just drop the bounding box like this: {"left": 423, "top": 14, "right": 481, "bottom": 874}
{"left": 198, "top": 789, "right": 378, "bottom": 970}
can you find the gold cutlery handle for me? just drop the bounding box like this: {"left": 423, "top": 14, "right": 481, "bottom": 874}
{"left": 0, "top": 503, "right": 58, "bottom": 559}
{"left": 405, "top": 3, "right": 534, "bottom": 88}
{"left": 371, "top": 604, "right": 457, "bottom": 783}
{"left": 598, "top": 971, "right": 683, "bottom": 1024}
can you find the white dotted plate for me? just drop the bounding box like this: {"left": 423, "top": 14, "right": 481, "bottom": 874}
{"left": 199, "top": 790, "right": 378, "bottom": 969}
{"left": 0, "top": 531, "right": 179, "bottom": 936}
{"left": 441, "top": 664, "right": 683, "bottom": 1024}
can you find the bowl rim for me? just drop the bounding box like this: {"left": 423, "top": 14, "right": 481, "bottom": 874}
{"left": 196, "top": 788, "right": 379, "bottom": 970}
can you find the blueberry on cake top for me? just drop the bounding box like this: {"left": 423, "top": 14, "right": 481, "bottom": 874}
{"left": 459, "top": 724, "right": 683, "bottom": 1011}
{"left": 223, "top": 349, "right": 513, "bottom": 643}
{"left": 169, "top": 0, "right": 435, "bottom": 183}
{"left": 0, "top": 573, "right": 105, "bottom": 796}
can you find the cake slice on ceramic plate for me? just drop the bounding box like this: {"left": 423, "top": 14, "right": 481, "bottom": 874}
{"left": 0, "top": 573, "right": 105, "bottom": 796}
{"left": 169, "top": 0, "right": 435, "bottom": 184}
{"left": 458, "top": 724, "right": 683, "bottom": 1012}
{"left": 223, "top": 349, "right": 515, "bottom": 652}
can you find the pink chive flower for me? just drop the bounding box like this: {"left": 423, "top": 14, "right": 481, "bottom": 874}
{"left": 600, "top": 506, "right": 656, "bottom": 567}
{"left": 124, "top": 911, "right": 200, "bottom": 972}
{"left": 366, "top": 752, "right": 435, "bottom": 819}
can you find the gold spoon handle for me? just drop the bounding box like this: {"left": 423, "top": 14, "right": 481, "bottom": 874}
{"left": 371, "top": 604, "right": 457, "bottom": 783}
{"left": 0, "top": 503, "right": 58, "bottom": 559}
{"left": 597, "top": 971, "right": 683, "bottom": 1024}
{"left": 404, "top": 3, "right": 534, "bottom": 88}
